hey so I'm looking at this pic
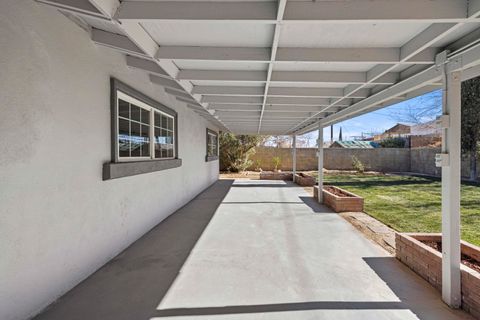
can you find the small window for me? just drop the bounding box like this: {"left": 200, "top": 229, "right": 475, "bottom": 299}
{"left": 206, "top": 129, "right": 218, "bottom": 161}
{"left": 114, "top": 88, "right": 176, "bottom": 162}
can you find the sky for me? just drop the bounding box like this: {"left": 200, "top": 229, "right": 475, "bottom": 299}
{"left": 298, "top": 89, "right": 443, "bottom": 145}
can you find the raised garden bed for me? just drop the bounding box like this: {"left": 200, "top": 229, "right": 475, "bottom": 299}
{"left": 314, "top": 185, "right": 364, "bottom": 212}
{"left": 260, "top": 171, "right": 293, "bottom": 181}
{"left": 396, "top": 233, "right": 480, "bottom": 319}
{"left": 294, "top": 173, "right": 316, "bottom": 186}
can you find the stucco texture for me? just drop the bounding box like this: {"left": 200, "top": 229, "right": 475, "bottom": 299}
{"left": 0, "top": 1, "right": 218, "bottom": 319}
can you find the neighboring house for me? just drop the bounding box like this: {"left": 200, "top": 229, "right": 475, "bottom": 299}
{"left": 330, "top": 141, "right": 378, "bottom": 148}
{"left": 373, "top": 123, "right": 411, "bottom": 141}
{"left": 374, "top": 122, "right": 441, "bottom": 148}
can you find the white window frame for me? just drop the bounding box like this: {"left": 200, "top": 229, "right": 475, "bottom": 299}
{"left": 116, "top": 90, "right": 175, "bottom": 162}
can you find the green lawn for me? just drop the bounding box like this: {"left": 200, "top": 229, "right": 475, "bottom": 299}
{"left": 317, "top": 173, "right": 480, "bottom": 246}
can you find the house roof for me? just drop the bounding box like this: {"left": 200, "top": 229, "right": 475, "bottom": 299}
{"left": 330, "top": 141, "right": 377, "bottom": 149}
{"left": 385, "top": 124, "right": 411, "bottom": 134}
{"left": 39, "top": 0, "right": 480, "bottom": 135}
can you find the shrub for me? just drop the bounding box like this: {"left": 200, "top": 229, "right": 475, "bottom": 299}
{"left": 219, "top": 133, "right": 265, "bottom": 172}
{"left": 352, "top": 156, "right": 365, "bottom": 173}
{"left": 379, "top": 137, "right": 407, "bottom": 148}
{"left": 272, "top": 157, "right": 281, "bottom": 171}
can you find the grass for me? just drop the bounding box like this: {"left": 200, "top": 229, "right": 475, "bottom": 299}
{"left": 316, "top": 173, "right": 480, "bottom": 246}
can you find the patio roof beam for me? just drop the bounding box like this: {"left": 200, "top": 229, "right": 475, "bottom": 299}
{"left": 192, "top": 86, "right": 265, "bottom": 96}
{"left": 268, "top": 87, "right": 369, "bottom": 98}
{"left": 181, "top": 70, "right": 398, "bottom": 84}
{"left": 115, "top": 0, "right": 475, "bottom": 23}
{"left": 257, "top": 0, "right": 287, "bottom": 133}
{"left": 270, "top": 71, "right": 398, "bottom": 85}
{"left": 201, "top": 96, "right": 264, "bottom": 104}
{"left": 126, "top": 55, "right": 169, "bottom": 78}
{"left": 156, "top": 46, "right": 435, "bottom": 64}
{"left": 177, "top": 70, "right": 267, "bottom": 82}
{"left": 36, "top": 0, "right": 108, "bottom": 19}
{"left": 149, "top": 74, "right": 184, "bottom": 91}
{"left": 266, "top": 97, "right": 351, "bottom": 106}
{"left": 91, "top": 29, "right": 147, "bottom": 58}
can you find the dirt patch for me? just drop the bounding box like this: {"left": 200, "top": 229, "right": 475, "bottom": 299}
{"left": 424, "top": 241, "right": 480, "bottom": 273}
{"left": 324, "top": 186, "right": 354, "bottom": 197}
{"left": 220, "top": 171, "right": 260, "bottom": 179}
{"left": 422, "top": 241, "right": 480, "bottom": 272}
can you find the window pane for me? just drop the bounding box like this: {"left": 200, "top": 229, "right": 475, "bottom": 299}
{"left": 141, "top": 109, "right": 150, "bottom": 125}
{"left": 167, "top": 147, "right": 173, "bottom": 158}
{"left": 118, "top": 118, "right": 130, "bottom": 157}
{"left": 130, "top": 122, "right": 141, "bottom": 157}
{"left": 141, "top": 125, "right": 150, "bottom": 157}
{"left": 161, "top": 115, "right": 168, "bottom": 128}
{"left": 119, "top": 99, "right": 129, "bottom": 118}
{"left": 167, "top": 117, "right": 173, "bottom": 131}
{"left": 131, "top": 104, "right": 141, "bottom": 122}
{"left": 154, "top": 112, "right": 161, "bottom": 127}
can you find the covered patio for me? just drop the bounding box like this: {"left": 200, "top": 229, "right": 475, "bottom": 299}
{"left": 34, "top": 179, "right": 473, "bottom": 320}
{"left": 3, "top": 1, "right": 480, "bottom": 319}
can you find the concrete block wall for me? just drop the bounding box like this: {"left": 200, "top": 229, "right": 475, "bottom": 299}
{"left": 249, "top": 147, "right": 411, "bottom": 172}
{"left": 250, "top": 146, "right": 480, "bottom": 179}
{"left": 0, "top": 2, "right": 219, "bottom": 319}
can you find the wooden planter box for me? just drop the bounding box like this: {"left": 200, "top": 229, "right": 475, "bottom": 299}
{"left": 396, "top": 233, "right": 480, "bottom": 319}
{"left": 294, "top": 173, "right": 316, "bottom": 186}
{"left": 313, "top": 185, "right": 364, "bottom": 212}
{"left": 260, "top": 171, "right": 293, "bottom": 181}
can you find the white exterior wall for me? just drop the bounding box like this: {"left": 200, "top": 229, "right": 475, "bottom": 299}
{"left": 0, "top": 2, "right": 219, "bottom": 319}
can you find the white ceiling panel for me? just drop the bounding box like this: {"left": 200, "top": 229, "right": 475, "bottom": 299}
{"left": 142, "top": 22, "right": 274, "bottom": 47}
{"left": 433, "top": 23, "right": 480, "bottom": 48}
{"left": 279, "top": 22, "right": 430, "bottom": 48}
{"left": 175, "top": 60, "right": 268, "bottom": 71}
{"left": 191, "top": 80, "right": 266, "bottom": 86}
{"left": 269, "top": 82, "right": 347, "bottom": 88}
{"left": 273, "top": 62, "right": 377, "bottom": 72}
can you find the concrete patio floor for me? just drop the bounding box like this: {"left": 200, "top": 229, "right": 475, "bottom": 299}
{"left": 34, "top": 179, "right": 473, "bottom": 320}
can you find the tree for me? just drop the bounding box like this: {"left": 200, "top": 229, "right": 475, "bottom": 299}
{"left": 386, "top": 90, "right": 442, "bottom": 124}
{"left": 461, "top": 77, "right": 480, "bottom": 181}
{"left": 219, "top": 133, "right": 265, "bottom": 172}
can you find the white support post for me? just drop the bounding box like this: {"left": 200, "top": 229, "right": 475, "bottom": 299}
{"left": 292, "top": 135, "right": 297, "bottom": 182}
{"left": 317, "top": 122, "right": 324, "bottom": 203}
{"left": 441, "top": 68, "right": 462, "bottom": 308}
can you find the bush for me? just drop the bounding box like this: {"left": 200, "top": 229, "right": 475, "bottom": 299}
{"left": 272, "top": 157, "right": 281, "bottom": 171}
{"left": 352, "top": 156, "right": 365, "bottom": 173}
{"left": 219, "top": 133, "right": 265, "bottom": 172}
{"left": 379, "top": 137, "right": 407, "bottom": 148}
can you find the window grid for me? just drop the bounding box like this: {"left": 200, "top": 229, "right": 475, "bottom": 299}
{"left": 117, "top": 91, "right": 175, "bottom": 161}
{"left": 207, "top": 131, "right": 218, "bottom": 157}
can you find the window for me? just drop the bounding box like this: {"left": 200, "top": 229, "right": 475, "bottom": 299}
{"left": 116, "top": 91, "right": 176, "bottom": 161}
{"left": 104, "top": 79, "right": 181, "bottom": 180}
{"left": 206, "top": 129, "right": 218, "bottom": 161}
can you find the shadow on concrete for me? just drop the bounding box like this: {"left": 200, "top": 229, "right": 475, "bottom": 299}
{"left": 34, "top": 179, "right": 235, "bottom": 320}
{"left": 363, "top": 257, "right": 473, "bottom": 320}
{"left": 231, "top": 183, "right": 293, "bottom": 188}
{"left": 148, "top": 257, "right": 472, "bottom": 319}
{"left": 298, "top": 196, "right": 334, "bottom": 213}
{"left": 152, "top": 301, "right": 407, "bottom": 317}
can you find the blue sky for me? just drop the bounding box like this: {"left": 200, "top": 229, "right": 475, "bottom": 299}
{"left": 299, "top": 90, "right": 443, "bottom": 144}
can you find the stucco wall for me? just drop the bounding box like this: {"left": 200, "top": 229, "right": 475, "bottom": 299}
{"left": 0, "top": 2, "right": 219, "bottom": 320}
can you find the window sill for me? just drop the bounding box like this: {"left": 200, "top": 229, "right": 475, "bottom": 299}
{"left": 103, "top": 158, "right": 182, "bottom": 180}
{"left": 205, "top": 156, "right": 218, "bottom": 162}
